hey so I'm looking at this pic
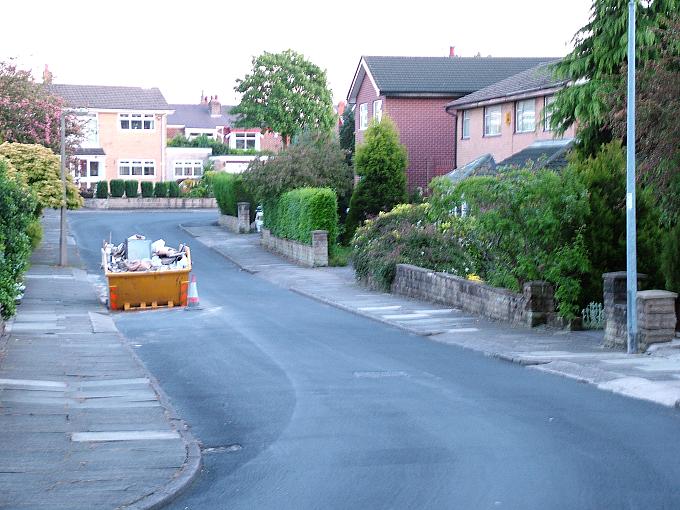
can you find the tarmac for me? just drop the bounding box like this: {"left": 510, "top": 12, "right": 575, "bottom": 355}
{"left": 0, "top": 210, "right": 200, "bottom": 510}
{"left": 180, "top": 220, "right": 680, "bottom": 410}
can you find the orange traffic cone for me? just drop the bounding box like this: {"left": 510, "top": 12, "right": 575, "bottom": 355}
{"left": 186, "top": 274, "right": 200, "bottom": 309}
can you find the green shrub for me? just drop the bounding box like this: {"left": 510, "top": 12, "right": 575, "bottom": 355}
{"left": 124, "top": 180, "right": 138, "bottom": 198}
{"left": 168, "top": 181, "right": 181, "bottom": 198}
{"left": 26, "top": 219, "right": 42, "bottom": 250}
{"left": 352, "top": 203, "right": 475, "bottom": 290}
{"left": 141, "top": 181, "right": 154, "bottom": 198}
{"left": 0, "top": 159, "right": 37, "bottom": 318}
{"left": 661, "top": 222, "right": 680, "bottom": 292}
{"left": 428, "top": 168, "right": 590, "bottom": 319}
{"left": 213, "top": 172, "right": 254, "bottom": 219}
{"left": 344, "top": 116, "right": 408, "bottom": 242}
{"left": 154, "top": 181, "right": 168, "bottom": 198}
{"left": 109, "top": 179, "right": 125, "bottom": 198}
{"left": 266, "top": 187, "right": 338, "bottom": 245}
{"left": 95, "top": 180, "right": 108, "bottom": 198}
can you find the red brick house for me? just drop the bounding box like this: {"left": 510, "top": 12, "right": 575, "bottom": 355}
{"left": 347, "top": 55, "right": 555, "bottom": 190}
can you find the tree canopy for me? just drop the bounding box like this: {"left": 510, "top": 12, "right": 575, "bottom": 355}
{"left": 232, "top": 50, "right": 336, "bottom": 146}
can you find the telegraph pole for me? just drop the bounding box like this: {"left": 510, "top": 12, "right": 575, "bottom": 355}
{"left": 59, "top": 112, "right": 68, "bottom": 267}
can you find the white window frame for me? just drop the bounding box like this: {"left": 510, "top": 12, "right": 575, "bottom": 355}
{"left": 119, "top": 159, "right": 155, "bottom": 177}
{"left": 229, "top": 132, "right": 259, "bottom": 150}
{"left": 515, "top": 99, "right": 536, "bottom": 133}
{"left": 544, "top": 95, "right": 556, "bottom": 131}
{"left": 373, "top": 100, "right": 383, "bottom": 123}
{"left": 359, "top": 103, "right": 368, "bottom": 130}
{"left": 461, "top": 110, "right": 471, "bottom": 139}
{"left": 173, "top": 160, "right": 204, "bottom": 177}
{"left": 79, "top": 113, "right": 99, "bottom": 148}
{"left": 483, "top": 105, "right": 501, "bottom": 137}
{"left": 119, "top": 113, "right": 155, "bottom": 131}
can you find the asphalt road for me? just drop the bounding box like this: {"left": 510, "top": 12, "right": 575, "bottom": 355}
{"left": 69, "top": 211, "right": 680, "bottom": 510}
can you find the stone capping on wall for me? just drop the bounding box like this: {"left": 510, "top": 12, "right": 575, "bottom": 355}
{"left": 261, "top": 228, "right": 328, "bottom": 267}
{"left": 218, "top": 202, "right": 251, "bottom": 234}
{"left": 83, "top": 198, "right": 217, "bottom": 209}
{"left": 391, "top": 264, "right": 554, "bottom": 327}
{"left": 603, "top": 271, "right": 678, "bottom": 350}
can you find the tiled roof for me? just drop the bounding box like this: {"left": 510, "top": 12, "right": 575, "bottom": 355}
{"left": 167, "top": 104, "right": 238, "bottom": 129}
{"left": 48, "top": 84, "right": 170, "bottom": 110}
{"left": 363, "top": 56, "right": 558, "bottom": 95}
{"left": 497, "top": 139, "right": 574, "bottom": 170}
{"left": 75, "top": 148, "right": 105, "bottom": 156}
{"left": 443, "top": 153, "right": 497, "bottom": 183}
{"left": 447, "top": 61, "right": 566, "bottom": 109}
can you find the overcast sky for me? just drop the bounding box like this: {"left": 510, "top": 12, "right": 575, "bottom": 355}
{"left": 3, "top": 0, "right": 592, "bottom": 106}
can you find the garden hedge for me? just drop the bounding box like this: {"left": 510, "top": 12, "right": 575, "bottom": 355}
{"left": 95, "top": 181, "right": 108, "bottom": 198}
{"left": 266, "top": 187, "right": 338, "bottom": 245}
{"left": 109, "top": 179, "right": 125, "bottom": 198}
{"left": 168, "top": 181, "right": 181, "bottom": 198}
{"left": 154, "top": 181, "right": 168, "bottom": 198}
{"left": 124, "top": 180, "right": 138, "bottom": 198}
{"left": 141, "top": 181, "right": 154, "bottom": 198}
{"left": 213, "top": 173, "right": 253, "bottom": 218}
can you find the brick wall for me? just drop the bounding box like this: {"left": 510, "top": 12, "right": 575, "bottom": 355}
{"left": 260, "top": 132, "right": 283, "bottom": 152}
{"left": 385, "top": 97, "right": 457, "bottom": 190}
{"left": 261, "top": 229, "right": 328, "bottom": 267}
{"left": 167, "top": 127, "right": 184, "bottom": 140}
{"left": 391, "top": 264, "right": 554, "bottom": 327}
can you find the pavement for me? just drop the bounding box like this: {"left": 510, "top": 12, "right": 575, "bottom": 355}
{"left": 181, "top": 220, "right": 680, "bottom": 410}
{"left": 0, "top": 210, "right": 200, "bottom": 510}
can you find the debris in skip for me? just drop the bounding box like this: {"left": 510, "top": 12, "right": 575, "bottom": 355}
{"left": 102, "top": 235, "right": 189, "bottom": 273}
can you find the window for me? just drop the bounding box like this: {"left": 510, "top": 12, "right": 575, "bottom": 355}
{"left": 89, "top": 161, "right": 99, "bottom": 177}
{"left": 119, "top": 113, "right": 155, "bottom": 130}
{"left": 483, "top": 105, "right": 501, "bottom": 136}
{"left": 79, "top": 113, "right": 99, "bottom": 147}
{"left": 461, "top": 110, "right": 471, "bottom": 139}
{"left": 373, "top": 100, "right": 383, "bottom": 123}
{"left": 544, "top": 95, "right": 556, "bottom": 131}
{"left": 234, "top": 132, "right": 257, "bottom": 150}
{"left": 73, "top": 158, "right": 100, "bottom": 178}
{"left": 359, "top": 103, "right": 368, "bottom": 130}
{"left": 515, "top": 99, "right": 536, "bottom": 133}
{"left": 173, "top": 160, "right": 203, "bottom": 177}
{"left": 119, "top": 159, "right": 154, "bottom": 176}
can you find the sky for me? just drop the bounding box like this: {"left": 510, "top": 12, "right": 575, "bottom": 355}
{"left": 2, "top": 0, "right": 592, "bottom": 106}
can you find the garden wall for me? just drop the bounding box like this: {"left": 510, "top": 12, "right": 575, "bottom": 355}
{"left": 391, "top": 264, "right": 554, "bottom": 327}
{"left": 83, "top": 198, "right": 217, "bottom": 209}
{"left": 261, "top": 228, "right": 328, "bottom": 267}
{"left": 218, "top": 203, "right": 251, "bottom": 234}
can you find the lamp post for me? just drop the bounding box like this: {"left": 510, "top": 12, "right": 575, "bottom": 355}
{"left": 59, "top": 111, "right": 68, "bottom": 267}
{"left": 626, "top": 0, "right": 639, "bottom": 354}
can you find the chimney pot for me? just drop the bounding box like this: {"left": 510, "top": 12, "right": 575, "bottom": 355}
{"left": 449, "top": 46, "right": 455, "bottom": 57}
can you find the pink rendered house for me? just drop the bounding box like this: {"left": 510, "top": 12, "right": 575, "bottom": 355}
{"left": 346, "top": 53, "right": 555, "bottom": 190}
{"left": 446, "top": 62, "right": 576, "bottom": 168}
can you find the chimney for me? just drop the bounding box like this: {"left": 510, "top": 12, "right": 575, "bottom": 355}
{"left": 449, "top": 46, "right": 455, "bottom": 58}
{"left": 202, "top": 95, "right": 208, "bottom": 105}
{"left": 42, "top": 64, "right": 53, "bottom": 84}
{"left": 208, "top": 95, "right": 221, "bottom": 116}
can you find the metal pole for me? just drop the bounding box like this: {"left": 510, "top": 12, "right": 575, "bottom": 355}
{"left": 626, "top": 0, "right": 638, "bottom": 354}
{"left": 59, "top": 112, "right": 68, "bottom": 267}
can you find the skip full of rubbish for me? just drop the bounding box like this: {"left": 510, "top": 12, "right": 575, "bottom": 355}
{"left": 102, "top": 235, "right": 190, "bottom": 273}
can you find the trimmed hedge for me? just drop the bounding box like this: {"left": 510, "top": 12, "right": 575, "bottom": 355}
{"left": 109, "top": 179, "right": 125, "bottom": 198}
{"left": 168, "top": 181, "right": 181, "bottom": 198}
{"left": 141, "top": 181, "right": 154, "bottom": 198}
{"left": 124, "top": 180, "right": 138, "bottom": 198}
{"left": 154, "top": 181, "right": 168, "bottom": 198}
{"left": 96, "top": 180, "right": 108, "bottom": 198}
{"left": 266, "top": 187, "right": 338, "bottom": 245}
{"left": 213, "top": 172, "right": 253, "bottom": 218}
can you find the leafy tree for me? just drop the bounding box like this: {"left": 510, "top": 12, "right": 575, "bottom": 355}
{"left": 0, "top": 60, "right": 81, "bottom": 153}
{"left": 232, "top": 50, "right": 335, "bottom": 147}
{"left": 0, "top": 142, "right": 82, "bottom": 213}
{"left": 242, "top": 133, "right": 353, "bottom": 214}
{"left": 344, "top": 117, "right": 408, "bottom": 242}
{"left": 339, "top": 106, "right": 355, "bottom": 165}
{"left": 550, "top": 0, "right": 677, "bottom": 153}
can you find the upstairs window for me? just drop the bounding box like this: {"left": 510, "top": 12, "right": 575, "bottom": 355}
{"left": 119, "top": 159, "right": 155, "bottom": 176}
{"left": 373, "top": 100, "right": 383, "bottom": 123}
{"left": 234, "top": 132, "right": 257, "bottom": 150}
{"left": 515, "top": 99, "right": 536, "bottom": 133}
{"left": 483, "top": 105, "right": 501, "bottom": 136}
{"left": 544, "top": 95, "right": 556, "bottom": 131}
{"left": 359, "top": 103, "right": 368, "bottom": 130}
{"left": 174, "top": 160, "right": 204, "bottom": 177}
{"left": 119, "top": 113, "right": 155, "bottom": 130}
{"left": 461, "top": 110, "right": 471, "bottom": 139}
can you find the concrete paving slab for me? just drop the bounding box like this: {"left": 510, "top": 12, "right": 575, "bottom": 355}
{"left": 71, "top": 431, "right": 181, "bottom": 442}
